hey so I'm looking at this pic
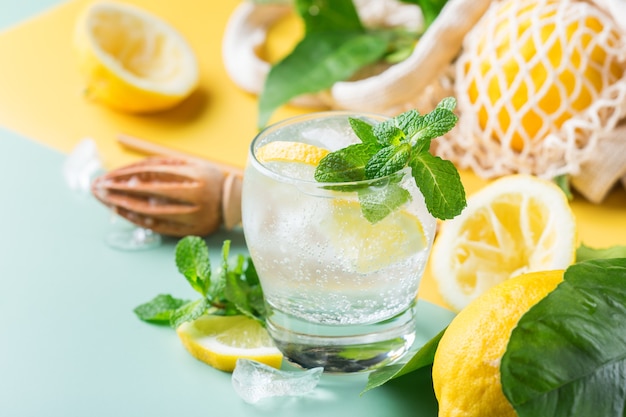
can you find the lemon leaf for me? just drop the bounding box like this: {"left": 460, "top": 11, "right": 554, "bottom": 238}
{"left": 501, "top": 258, "right": 626, "bottom": 417}
{"left": 259, "top": 31, "right": 389, "bottom": 127}
{"left": 576, "top": 243, "right": 626, "bottom": 262}
{"left": 295, "top": 0, "right": 363, "bottom": 33}
{"left": 363, "top": 327, "right": 446, "bottom": 394}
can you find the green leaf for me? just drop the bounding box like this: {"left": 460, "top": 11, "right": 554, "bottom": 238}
{"left": 408, "top": 152, "right": 466, "bottom": 219}
{"left": 175, "top": 236, "right": 211, "bottom": 297}
{"left": 363, "top": 327, "right": 447, "bottom": 393}
{"left": 295, "top": 0, "right": 363, "bottom": 33}
{"left": 365, "top": 143, "right": 412, "bottom": 179}
{"left": 372, "top": 121, "right": 406, "bottom": 146}
{"left": 133, "top": 294, "right": 190, "bottom": 325}
{"left": 400, "top": 0, "right": 450, "bottom": 29}
{"left": 359, "top": 180, "right": 411, "bottom": 223}
{"left": 349, "top": 117, "right": 379, "bottom": 145}
{"left": 170, "top": 298, "right": 209, "bottom": 329}
{"left": 259, "top": 31, "right": 389, "bottom": 127}
{"left": 315, "top": 142, "right": 380, "bottom": 183}
{"left": 501, "top": 258, "right": 626, "bottom": 417}
{"left": 576, "top": 243, "right": 626, "bottom": 262}
{"left": 406, "top": 106, "right": 458, "bottom": 152}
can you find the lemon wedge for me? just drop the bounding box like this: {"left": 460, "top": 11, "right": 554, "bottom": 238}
{"left": 430, "top": 175, "right": 576, "bottom": 311}
{"left": 256, "top": 141, "right": 329, "bottom": 166}
{"left": 176, "top": 315, "right": 282, "bottom": 372}
{"left": 323, "top": 200, "right": 427, "bottom": 273}
{"left": 74, "top": 2, "right": 199, "bottom": 113}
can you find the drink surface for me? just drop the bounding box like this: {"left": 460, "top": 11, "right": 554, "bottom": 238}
{"left": 242, "top": 114, "right": 436, "bottom": 326}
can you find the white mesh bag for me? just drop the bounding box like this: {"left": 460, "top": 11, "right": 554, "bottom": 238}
{"left": 436, "top": 0, "right": 626, "bottom": 202}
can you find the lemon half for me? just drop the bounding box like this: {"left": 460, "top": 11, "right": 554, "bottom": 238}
{"left": 431, "top": 175, "right": 576, "bottom": 311}
{"left": 74, "top": 2, "right": 199, "bottom": 113}
{"left": 176, "top": 315, "right": 282, "bottom": 372}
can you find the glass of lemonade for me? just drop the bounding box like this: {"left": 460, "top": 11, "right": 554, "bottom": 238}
{"left": 241, "top": 112, "right": 437, "bottom": 373}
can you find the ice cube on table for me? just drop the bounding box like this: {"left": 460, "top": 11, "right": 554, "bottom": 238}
{"left": 62, "top": 138, "right": 103, "bottom": 193}
{"left": 232, "top": 359, "right": 323, "bottom": 404}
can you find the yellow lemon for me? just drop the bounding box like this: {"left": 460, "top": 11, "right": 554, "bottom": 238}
{"left": 176, "top": 315, "right": 282, "bottom": 372}
{"left": 256, "top": 141, "right": 330, "bottom": 166}
{"left": 430, "top": 175, "right": 575, "bottom": 311}
{"left": 322, "top": 200, "right": 427, "bottom": 273}
{"left": 432, "top": 269, "right": 564, "bottom": 417}
{"left": 461, "top": 0, "right": 625, "bottom": 150}
{"left": 74, "top": 2, "right": 199, "bottom": 113}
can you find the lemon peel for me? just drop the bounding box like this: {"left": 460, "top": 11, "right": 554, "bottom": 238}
{"left": 74, "top": 1, "right": 199, "bottom": 113}
{"left": 431, "top": 174, "right": 576, "bottom": 311}
{"left": 176, "top": 315, "right": 282, "bottom": 372}
{"left": 256, "top": 141, "right": 330, "bottom": 166}
{"left": 432, "top": 269, "right": 564, "bottom": 417}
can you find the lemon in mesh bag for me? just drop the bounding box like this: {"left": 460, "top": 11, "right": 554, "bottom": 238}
{"left": 450, "top": 0, "right": 626, "bottom": 180}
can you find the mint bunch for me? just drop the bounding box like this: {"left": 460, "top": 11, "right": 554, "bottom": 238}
{"left": 314, "top": 97, "right": 466, "bottom": 222}
{"left": 134, "top": 237, "right": 264, "bottom": 328}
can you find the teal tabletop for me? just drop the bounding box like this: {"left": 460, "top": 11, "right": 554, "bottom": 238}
{"left": 0, "top": 2, "right": 455, "bottom": 416}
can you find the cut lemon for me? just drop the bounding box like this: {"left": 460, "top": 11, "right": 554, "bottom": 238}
{"left": 323, "top": 200, "right": 427, "bottom": 273}
{"left": 256, "top": 141, "right": 329, "bottom": 166}
{"left": 176, "top": 315, "right": 282, "bottom": 372}
{"left": 430, "top": 175, "right": 576, "bottom": 311}
{"left": 74, "top": 2, "right": 199, "bottom": 113}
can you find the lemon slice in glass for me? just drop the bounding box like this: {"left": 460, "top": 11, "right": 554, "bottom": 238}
{"left": 323, "top": 200, "right": 427, "bottom": 273}
{"left": 430, "top": 174, "right": 576, "bottom": 311}
{"left": 176, "top": 315, "right": 282, "bottom": 372}
{"left": 74, "top": 2, "right": 199, "bottom": 113}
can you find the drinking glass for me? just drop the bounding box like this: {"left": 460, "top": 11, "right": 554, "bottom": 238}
{"left": 241, "top": 112, "right": 437, "bottom": 373}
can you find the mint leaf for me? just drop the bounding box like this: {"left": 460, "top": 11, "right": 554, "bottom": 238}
{"left": 133, "top": 294, "right": 190, "bottom": 325}
{"left": 359, "top": 179, "right": 411, "bottom": 223}
{"left": 363, "top": 327, "right": 446, "bottom": 393}
{"left": 406, "top": 107, "right": 458, "bottom": 153}
{"left": 175, "top": 236, "right": 211, "bottom": 297}
{"left": 349, "top": 117, "right": 379, "bottom": 145}
{"left": 409, "top": 152, "right": 466, "bottom": 219}
{"left": 576, "top": 243, "right": 626, "bottom": 262}
{"left": 315, "top": 142, "right": 380, "bottom": 182}
{"left": 501, "top": 258, "right": 626, "bottom": 417}
{"left": 170, "top": 298, "right": 209, "bottom": 329}
{"left": 372, "top": 121, "right": 406, "bottom": 146}
{"left": 365, "top": 143, "right": 412, "bottom": 179}
{"left": 259, "top": 31, "right": 389, "bottom": 127}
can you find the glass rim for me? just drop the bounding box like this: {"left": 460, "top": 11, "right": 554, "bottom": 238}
{"left": 248, "top": 111, "right": 403, "bottom": 187}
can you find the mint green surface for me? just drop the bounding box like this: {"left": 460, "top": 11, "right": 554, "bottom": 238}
{"left": 0, "top": 3, "right": 455, "bottom": 415}
{"left": 0, "top": 127, "right": 455, "bottom": 416}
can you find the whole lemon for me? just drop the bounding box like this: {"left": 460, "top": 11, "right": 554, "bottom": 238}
{"left": 432, "top": 269, "right": 564, "bottom": 417}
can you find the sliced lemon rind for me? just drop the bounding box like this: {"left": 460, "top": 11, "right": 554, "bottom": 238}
{"left": 431, "top": 174, "right": 576, "bottom": 311}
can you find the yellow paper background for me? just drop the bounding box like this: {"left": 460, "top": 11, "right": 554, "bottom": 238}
{"left": 0, "top": 0, "right": 624, "bottom": 310}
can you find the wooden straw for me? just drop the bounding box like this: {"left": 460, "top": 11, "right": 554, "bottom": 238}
{"left": 117, "top": 133, "right": 244, "bottom": 177}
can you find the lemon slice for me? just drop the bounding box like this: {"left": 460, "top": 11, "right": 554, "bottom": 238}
{"left": 323, "top": 200, "right": 427, "bottom": 273}
{"left": 256, "top": 141, "right": 329, "bottom": 166}
{"left": 176, "top": 315, "right": 282, "bottom": 372}
{"left": 430, "top": 175, "right": 576, "bottom": 311}
{"left": 74, "top": 2, "right": 199, "bottom": 113}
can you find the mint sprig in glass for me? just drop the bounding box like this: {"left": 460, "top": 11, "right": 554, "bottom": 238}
{"left": 314, "top": 97, "right": 466, "bottom": 222}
